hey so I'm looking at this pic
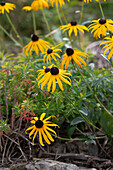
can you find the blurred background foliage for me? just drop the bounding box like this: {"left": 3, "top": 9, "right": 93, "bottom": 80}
{"left": 0, "top": 0, "right": 113, "bottom": 51}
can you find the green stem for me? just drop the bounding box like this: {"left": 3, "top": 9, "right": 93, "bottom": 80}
{"left": 75, "top": 64, "right": 113, "bottom": 118}
{"left": 42, "top": 10, "right": 55, "bottom": 45}
{"left": 56, "top": 7, "right": 63, "bottom": 25}
{"left": 32, "top": 11, "right": 36, "bottom": 34}
{"left": 79, "top": 0, "right": 84, "bottom": 24}
{"left": 52, "top": 134, "right": 108, "bottom": 141}
{"left": 5, "top": 13, "right": 22, "bottom": 43}
{"left": 61, "top": 8, "right": 68, "bottom": 24}
{"left": 0, "top": 24, "right": 22, "bottom": 47}
{"left": 98, "top": 1, "right": 105, "bottom": 18}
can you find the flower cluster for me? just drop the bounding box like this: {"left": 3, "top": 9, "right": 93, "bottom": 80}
{"left": 1, "top": 0, "right": 113, "bottom": 147}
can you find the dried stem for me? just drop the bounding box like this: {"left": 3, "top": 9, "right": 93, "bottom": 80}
{"left": 3, "top": 82, "right": 9, "bottom": 121}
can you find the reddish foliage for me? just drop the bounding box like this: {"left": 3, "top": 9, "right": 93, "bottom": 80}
{"left": 19, "top": 108, "right": 36, "bottom": 122}
{"left": 0, "top": 131, "right": 3, "bottom": 136}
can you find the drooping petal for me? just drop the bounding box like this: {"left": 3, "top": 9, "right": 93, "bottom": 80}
{"left": 41, "top": 129, "right": 51, "bottom": 144}
{"left": 39, "top": 130, "right": 44, "bottom": 146}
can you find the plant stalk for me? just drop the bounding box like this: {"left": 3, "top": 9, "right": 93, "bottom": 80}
{"left": 32, "top": 11, "right": 36, "bottom": 34}
{"left": 6, "top": 13, "right": 22, "bottom": 43}
{"left": 98, "top": 1, "right": 105, "bottom": 18}
{"left": 0, "top": 25, "right": 22, "bottom": 47}
{"left": 42, "top": 10, "right": 55, "bottom": 45}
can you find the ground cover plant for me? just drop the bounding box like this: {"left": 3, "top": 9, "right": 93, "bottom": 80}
{"left": 0, "top": 0, "right": 113, "bottom": 168}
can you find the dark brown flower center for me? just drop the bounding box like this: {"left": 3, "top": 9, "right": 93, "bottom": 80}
{"left": 1, "top": 2, "right": 5, "bottom": 6}
{"left": 71, "top": 21, "right": 77, "bottom": 26}
{"left": 99, "top": 18, "right": 106, "bottom": 25}
{"left": 50, "top": 67, "right": 59, "bottom": 75}
{"left": 47, "top": 48, "right": 53, "bottom": 54}
{"left": 66, "top": 48, "right": 74, "bottom": 56}
{"left": 31, "top": 34, "right": 39, "bottom": 42}
{"left": 45, "top": 68, "right": 50, "bottom": 73}
{"left": 35, "top": 120, "right": 43, "bottom": 128}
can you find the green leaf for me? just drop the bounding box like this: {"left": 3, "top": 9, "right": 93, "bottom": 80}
{"left": 67, "top": 125, "right": 76, "bottom": 138}
{"left": 71, "top": 116, "right": 85, "bottom": 126}
{"left": 100, "top": 111, "right": 113, "bottom": 139}
{"left": 79, "top": 109, "right": 88, "bottom": 116}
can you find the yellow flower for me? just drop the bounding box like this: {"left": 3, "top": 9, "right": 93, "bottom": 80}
{"left": 0, "top": 2, "right": 16, "bottom": 14}
{"left": 23, "top": 34, "right": 51, "bottom": 56}
{"left": 23, "top": 0, "right": 49, "bottom": 11}
{"left": 25, "top": 113, "right": 59, "bottom": 146}
{"left": 61, "top": 48, "right": 87, "bottom": 70}
{"left": 100, "top": 36, "right": 113, "bottom": 60}
{"left": 38, "top": 65, "right": 71, "bottom": 92}
{"left": 22, "top": 6, "right": 32, "bottom": 11}
{"left": 50, "top": 0, "right": 70, "bottom": 8}
{"left": 88, "top": 18, "right": 113, "bottom": 39}
{"left": 42, "top": 44, "right": 62, "bottom": 64}
{"left": 84, "top": 0, "right": 106, "bottom": 3}
{"left": 60, "top": 21, "right": 88, "bottom": 37}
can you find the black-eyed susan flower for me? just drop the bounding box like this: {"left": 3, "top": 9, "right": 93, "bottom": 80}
{"left": 42, "top": 44, "right": 61, "bottom": 64}
{"left": 61, "top": 48, "right": 87, "bottom": 70}
{"left": 0, "top": 2, "right": 16, "bottom": 14}
{"left": 38, "top": 65, "right": 71, "bottom": 92}
{"left": 60, "top": 21, "right": 88, "bottom": 37}
{"left": 84, "top": 0, "right": 106, "bottom": 3}
{"left": 22, "top": 0, "right": 49, "bottom": 11}
{"left": 88, "top": 18, "right": 113, "bottom": 39}
{"left": 25, "top": 113, "right": 59, "bottom": 146}
{"left": 100, "top": 36, "right": 113, "bottom": 60}
{"left": 23, "top": 34, "right": 51, "bottom": 56}
{"left": 50, "top": 0, "right": 70, "bottom": 8}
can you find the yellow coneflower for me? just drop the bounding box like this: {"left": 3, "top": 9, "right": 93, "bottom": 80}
{"left": 60, "top": 21, "right": 88, "bottom": 37}
{"left": 88, "top": 18, "right": 113, "bottom": 39}
{"left": 50, "top": 0, "right": 70, "bottom": 8}
{"left": 25, "top": 113, "right": 59, "bottom": 146}
{"left": 38, "top": 65, "right": 71, "bottom": 92}
{"left": 22, "top": 0, "right": 49, "bottom": 11}
{"left": 42, "top": 44, "right": 61, "bottom": 64}
{"left": 100, "top": 36, "right": 113, "bottom": 60}
{"left": 84, "top": 0, "right": 106, "bottom": 3}
{"left": 61, "top": 48, "right": 87, "bottom": 70}
{"left": 0, "top": 2, "right": 16, "bottom": 14}
{"left": 23, "top": 34, "right": 51, "bottom": 56}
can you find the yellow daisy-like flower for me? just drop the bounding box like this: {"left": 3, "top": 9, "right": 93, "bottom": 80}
{"left": 60, "top": 21, "right": 88, "bottom": 37}
{"left": 25, "top": 113, "right": 59, "bottom": 146}
{"left": 61, "top": 48, "right": 87, "bottom": 70}
{"left": 23, "top": 34, "right": 51, "bottom": 56}
{"left": 42, "top": 44, "right": 62, "bottom": 64}
{"left": 0, "top": 2, "right": 16, "bottom": 14}
{"left": 100, "top": 36, "right": 113, "bottom": 60}
{"left": 38, "top": 65, "right": 71, "bottom": 92}
{"left": 84, "top": 0, "right": 106, "bottom": 3}
{"left": 88, "top": 18, "right": 113, "bottom": 39}
{"left": 50, "top": 0, "right": 70, "bottom": 8}
{"left": 22, "top": 0, "right": 49, "bottom": 11}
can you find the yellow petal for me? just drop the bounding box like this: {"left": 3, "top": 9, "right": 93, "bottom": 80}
{"left": 40, "top": 113, "right": 46, "bottom": 120}
{"left": 39, "top": 130, "right": 44, "bottom": 146}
